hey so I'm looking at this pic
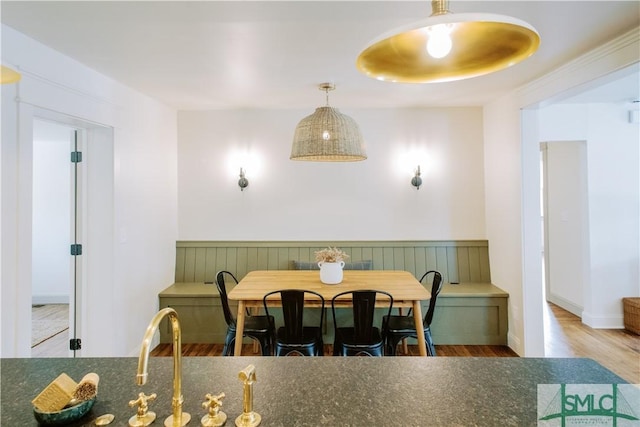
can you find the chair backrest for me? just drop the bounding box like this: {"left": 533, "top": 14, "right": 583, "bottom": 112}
{"left": 215, "top": 270, "right": 239, "bottom": 327}
{"left": 263, "top": 290, "right": 325, "bottom": 341}
{"left": 332, "top": 290, "right": 393, "bottom": 341}
{"left": 420, "top": 270, "right": 443, "bottom": 327}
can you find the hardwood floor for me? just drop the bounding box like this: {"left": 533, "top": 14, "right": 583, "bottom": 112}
{"left": 149, "top": 343, "right": 519, "bottom": 358}
{"left": 31, "top": 328, "right": 69, "bottom": 358}
{"left": 31, "top": 304, "right": 70, "bottom": 358}
{"left": 544, "top": 302, "right": 639, "bottom": 383}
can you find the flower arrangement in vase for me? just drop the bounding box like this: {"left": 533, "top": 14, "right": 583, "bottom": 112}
{"left": 315, "top": 247, "right": 349, "bottom": 285}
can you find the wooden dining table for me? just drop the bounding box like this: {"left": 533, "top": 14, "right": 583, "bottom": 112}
{"left": 227, "top": 270, "right": 432, "bottom": 356}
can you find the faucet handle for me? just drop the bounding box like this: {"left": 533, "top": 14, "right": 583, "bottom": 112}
{"left": 200, "top": 392, "right": 227, "bottom": 427}
{"left": 128, "top": 392, "right": 157, "bottom": 427}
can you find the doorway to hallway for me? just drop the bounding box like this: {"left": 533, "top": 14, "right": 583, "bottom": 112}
{"left": 24, "top": 109, "right": 114, "bottom": 357}
{"left": 540, "top": 141, "right": 589, "bottom": 318}
{"left": 31, "top": 119, "right": 82, "bottom": 357}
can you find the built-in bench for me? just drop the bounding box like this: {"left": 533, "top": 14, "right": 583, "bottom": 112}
{"left": 431, "top": 283, "right": 508, "bottom": 345}
{"left": 158, "top": 281, "right": 509, "bottom": 345}
{"left": 160, "top": 241, "right": 508, "bottom": 345}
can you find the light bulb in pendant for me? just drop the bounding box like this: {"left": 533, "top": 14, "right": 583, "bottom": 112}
{"left": 322, "top": 130, "right": 330, "bottom": 140}
{"left": 426, "top": 24, "right": 452, "bottom": 59}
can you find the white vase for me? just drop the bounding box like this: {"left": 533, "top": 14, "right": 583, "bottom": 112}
{"left": 318, "top": 261, "right": 345, "bottom": 285}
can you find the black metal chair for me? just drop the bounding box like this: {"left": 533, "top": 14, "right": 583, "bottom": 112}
{"left": 331, "top": 290, "right": 393, "bottom": 357}
{"left": 215, "top": 270, "right": 274, "bottom": 356}
{"left": 262, "top": 289, "right": 325, "bottom": 356}
{"left": 383, "top": 270, "right": 443, "bottom": 356}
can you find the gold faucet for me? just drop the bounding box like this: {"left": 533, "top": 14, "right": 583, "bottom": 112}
{"left": 136, "top": 307, "right": 191, "bottom": 427}
{"left": 235, "top": 365, "right": 261, "bottom": 427}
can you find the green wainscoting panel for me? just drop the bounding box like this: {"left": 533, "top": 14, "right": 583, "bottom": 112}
{"left": 396, "top": 283, "right": 509, "bottom": 347}
{"left": 175, "top": 240, "right": 491, "bottom": 284}
{"left": 158, "top": 282, "right": 227, "bottom": 344}
{"left": 169, "top": 241, "right": 508, "bottom": 346}
{"left": 431, "top": 299, "right": 508, "bottom": 345}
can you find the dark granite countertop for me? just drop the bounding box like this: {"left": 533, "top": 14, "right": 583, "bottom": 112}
{"left": 1, "top": 357, "right": 628, "bottom": 426}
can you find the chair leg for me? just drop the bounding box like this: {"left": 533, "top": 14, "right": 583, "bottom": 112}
{"left": 385, "top": 339, "right": 394, "bottom": 355}
{"left": 275, "top": 344, "right": 284, "bottom": 357}
{"left": 222, "top": 330, "right": 235, "bottom": 356}
{"left": 396, "top": 308, "right": 409, "bottom": 354}
{"left": 385, "top": 335, "right": 402, "bottom": 356}
{"left": 425, "top": 329, "right": 436, "bottom": 356}
{"left": 401, "top": 338, "right": 408, "bottom": 355}
{"left": 222, "top": 336, "right": 236, "bottom": 356}
{"left": 332, "top": 339, "right": 342, "bottom": 356}
{"left": 259, "top": 337, "right": 271, "bottom": 356}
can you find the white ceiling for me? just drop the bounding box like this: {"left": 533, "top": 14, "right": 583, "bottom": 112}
{"left": 2, "top": 1, "right": 639, "bottom": 110}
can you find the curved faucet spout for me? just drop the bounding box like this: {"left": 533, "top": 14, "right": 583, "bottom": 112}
{"left": 136, "top": 307, "right": 191, "bottom": 427}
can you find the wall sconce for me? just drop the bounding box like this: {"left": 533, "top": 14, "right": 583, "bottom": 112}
{"left": 411, "top": 166, "right": 422, "bottom": 190}
{"left": 238, "top": 168, "right": 249, "bottom": 191}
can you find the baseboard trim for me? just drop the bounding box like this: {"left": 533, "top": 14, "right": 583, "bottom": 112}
{"left": 32, "top": 295, "right": 69, "bottom": 305}
{"left": 507, "top": 332, "right": 522, "bottom": 356}
{"left": 581, "top": 311, "right": 625, "bottom": 329}
{"left": 547, "top": 294, "right": 582, "bottom": 318}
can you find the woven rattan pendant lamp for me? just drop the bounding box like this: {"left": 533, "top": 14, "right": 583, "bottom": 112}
{"left": 356, "top": 0, "right": 540, "bottom": 83}
{"left": 290, "top": 83, "right": 366, "bottom": 162}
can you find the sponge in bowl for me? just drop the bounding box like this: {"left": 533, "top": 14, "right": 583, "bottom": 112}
{"left": 74, "top": 372, "right": 100, "bottom": 401}
{"left": 31, "top": 373, "right": 78, "bottom": 412}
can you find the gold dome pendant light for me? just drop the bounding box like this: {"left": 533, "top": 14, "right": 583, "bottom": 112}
{"left": 290, "top": 83, "right": 367, "bottom": 162}
{"left": 1, "top": 65, "right": 22, "bottom": 84}
{"left": 356, "top": 0, "right": 540, "bottom": 83}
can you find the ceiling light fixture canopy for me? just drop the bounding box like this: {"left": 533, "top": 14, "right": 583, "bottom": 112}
{"left": 356, "top": 0, "right": 540, "bottom": 83}
{"left": 290, "top": 83, "right": 367, "bottom": 162}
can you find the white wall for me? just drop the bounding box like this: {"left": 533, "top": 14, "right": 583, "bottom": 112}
{"left": 32, "top": 120, "right": 73, "bottom": 304}
{"left": 583, "top": 103, "right": 639, "bottom": 327}
{"left": 484, "top": 97, "right": 529, "bottom": 353}
{"left": 484, "top": 28, "right": 639, "bottom": 356}
{"left": 178, "top": 108, "right": 486, "bottom": 240}
{"left": 1, "top": 25, "right": 178, "bottom": 357}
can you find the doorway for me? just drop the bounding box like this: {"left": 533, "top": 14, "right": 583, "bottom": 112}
{"left": 540, "top": 140, "right": 589, "bottom": 318}
{"left": 31, "top": 119, "right": 82, "bottom": 357}
{"left": 24, "top": 108, "right": 114, "bottom": 357}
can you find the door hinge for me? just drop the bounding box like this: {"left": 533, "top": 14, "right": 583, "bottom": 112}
{"left": 70, "top": 244, "right": 83, "bottom": 256}
{"left": 69, "top": 338, "right": 82, "bottom": 350}
{"left": 71, "top": 151, "right": 82, "bottom": 163}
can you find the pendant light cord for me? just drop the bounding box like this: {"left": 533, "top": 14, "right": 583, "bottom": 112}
{"left": 319, "top": 82, "right": 334, "bottom": 107}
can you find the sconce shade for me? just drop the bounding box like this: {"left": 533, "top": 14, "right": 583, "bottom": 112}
{"left": 291, "top": 83, "right": 366, "bottom": 162}
{"left": 238, "top": 168, "right": 249, "bottom": 191}
{"left": 356, "top": 0, "right": 540, "bottom": 83}
{"left": 411, "top": 165, "right": 423, "bottom": 189}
